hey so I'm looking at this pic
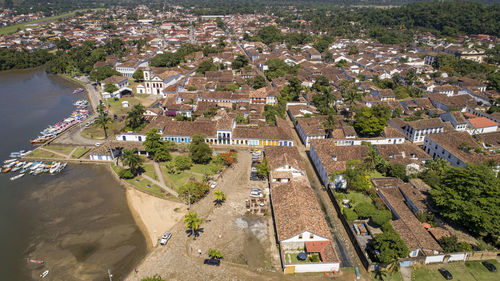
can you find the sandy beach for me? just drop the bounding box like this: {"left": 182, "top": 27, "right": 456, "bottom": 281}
{"left": 126, "top": 187, "right": 187, "bottom": 249}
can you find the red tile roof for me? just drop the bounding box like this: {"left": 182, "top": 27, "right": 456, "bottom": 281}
{"left": 468, "top": 117, "right": 498, "bottom": 128}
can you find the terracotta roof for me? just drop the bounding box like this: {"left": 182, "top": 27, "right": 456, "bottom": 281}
{"left": 310, "top": 140, "right": 370, "bottom": 173}
{"left": 232, "top": 126, "right": 292, "bottom": 141}
{"left": 407, "top": 118, "right": 445, "bottom": 130}
{"left": 468, "top": 117, "right": 498, "bottom": 128}
{"left": 475, "top": 131, "right": 500, "bottom": 148}
{"left": 373, "top": 177, "right": 443, "bottom": 253}
{"left": 141, "top": 116, "right": 217, "bottom": 137}
{"left": 427, "top": 132, "right": 487, "bottom": 164}
{"left": 305, "top": 241, "right": 340, "bottom": 263}
{"left": 264, "top": 146, "right": 305, "bottom": 173}
{"left": 376, "top": 143, "right": 431, "bottom": 166}
{"left": 428, "top": 227, "right": 451, "bottom": 241}
{"left": 102, "top": 75, "right": 127, "bottom": 84}
{"left": 271, "top": 181, "right": 332, "bottom": 241}
{"left": 297, "top": 117, "right": 327, "bottom": 136}
{"left": 287, "top": 104, "right": 319, "bottom": 117}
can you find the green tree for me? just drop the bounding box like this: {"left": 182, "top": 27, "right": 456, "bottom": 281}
{"left": 179, "top": 180, "right": 209, "bottom": 204}
{"left": 94, "top": 106, "right": 112, "bottom": 139}
{"left": 371, "top": 210, "right": 393, "bottom": 227}
{"left": 343, "top": 160, "right": 372, "bottom": 192}
{"left": 256, "top": 25, "right": 282, "bottom": 45}
{"left": 354, "top": 202, "right": 377, "bottom": 218}
{"left": 387, "top": 163, "right": 407, "bottom": 182}
{"left": 184, "top": 211, "right": 203, "bottom": 238}
{"left": 89, "top": 66, "right": 121, "bottom": 82}
{"left": 232, "top": 54, "right": 249, "bottom": 70}
{"left": 252, "top": 75, "right": 266, "bottom": 89}
{"left": 208, "top": 248, "right": 223, "bottom": 259}
{"left": 354, "top": 104, "right": 391, "bottom": 137}
{"left": 151, "top": 52, "right": 181, "bottom": 67}
{"left": 133, "top": 69, "right": 144, "bottom": 81}
{"left": 344, "top": 208, "right": 358, "bottom": 222}
{"left": 340, "top": 80, "right": 362, "bottom": 116}
{"left": 348, "top": 44, "right": 359, "bottom": 55}
{"left": 197, "top": 59, "right": 217, "bottom": 74}
{"left": 144, "top": 129, "right": 172, "bottom": 162}
{"left": 213, "top": 189, "right": 226, "bottom": 206}
{"left": 121, "top": 149, "right": 143, "bottom": 175}
{"left": 430, "top": 164, "right": 500, "bottom": 243}
{"left": 189, "top": 134, "right": 212, "bottom": 164}
{"left": 174, "top": 155, "right": 192, "bottom": 171}
{"left": 255, "top": 159, "right": 270, "bottom": 179}
{"left": 372, "top": 231, "right": 409, "bottom": 263}
{"left": 103, "top": 83, "right": 118, "bottom": 93}
{"left": 126, "top": 104, "right": 146, "bottom": 130}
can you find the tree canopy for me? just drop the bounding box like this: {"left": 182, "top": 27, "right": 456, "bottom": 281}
{"left": 354, "top": 104, "right": 391, "bottom": 137}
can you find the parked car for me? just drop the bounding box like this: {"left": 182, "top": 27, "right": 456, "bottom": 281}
{"left": 210, "top": 182, "right": 218, "bottom": 189}
{"left": 159, "top": 231, "right": 172, "bottom": 245}
{"left": 251, "top": 188, "right": 262, "bottom": 193}
{"left": 438, "top": 268, "right": 453, "bottom": 280}
{"left": 204, "top": 259, "right": 220, "bottom": 266}
{"left": 481, "top": 261, "right": 497, "bottom": 272}
{"left": 251, "top": 167, "right": 257, "bottom": 172}
{"left": 250, "top": 190, "right": 263, "bottom": 198}
{"left": 250, "top": 172, "right": 259, "bottom": 181}
{"left": 95, "top": 142, "right": 101, "bottom": 147}
{"left": 229, "top": 149, "right": 238, "bottom": 153}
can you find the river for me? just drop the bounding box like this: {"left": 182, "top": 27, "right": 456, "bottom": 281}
{"left": 0, "top": 68, "right": 146, "bottom": 280}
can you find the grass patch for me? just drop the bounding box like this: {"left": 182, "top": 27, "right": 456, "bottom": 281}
{"left": 104, "top": 97, "right": 141, "bottom": 115}
{"left": 81, "top": 120, "right": 124, "bottom": 139}
{"left": 71, "top": 147, "right": 91, "bottom": 158}
{"left": 142, "top": 163, "right": 158, "bottom": 180}
{"left": 333, "top": 190, "right": 373, "bottom": 208}
{"left": 372, "top": 271, "right": 403, "bottom": 281}
{"left": 190, "top": 162, "right": 223, "bottom": 176}
{"left": 44, "top": 145, "right": 74, "bottom": 155}
{"left": 412, "top": 260, "right": 500, "bottom": 281}
{"left": 125, "top": 177, "right": 167, "bottom": 198}
{"left": 28, "top": 149, "right": 59, "bottom": 158}
{"left": 0, "top": 10, "right": 87, "bottom": 35}
{"left": 167, "top": 172, "right": 200, "bottom": 189}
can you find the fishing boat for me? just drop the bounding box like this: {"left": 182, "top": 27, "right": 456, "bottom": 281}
{"left": 9, "top": 150, "right": 26, "bottom": 158}
{"left": 28, "top": 259, "right": 44, "bottom": 264}
{"left": 73, "top": 88, "right": 84, "bottom": 94}
{"left": 2, "top": 167, "right": 11, "bottom": 173}
{"left": 49, "top": 162, "right": 60, "bottom": 174}
{"left": 58, "top": 162, "right": 67, "bottom": 172}
{"left": 10, "top": 173, "right": 24, "bottom": 181}
{"left": 40, "top": 270, "right": 49, "bottom": 278}
{"left": 3, "top": 158, "right": 17, "bottom": 164}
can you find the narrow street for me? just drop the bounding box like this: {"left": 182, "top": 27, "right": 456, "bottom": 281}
{"left": 284, "top": 114, "right": 362, "bottom": 269}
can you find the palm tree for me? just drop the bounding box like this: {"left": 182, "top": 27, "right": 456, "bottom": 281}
{"left": 94, "top": 113, "right": 112, "bottom": 139}
{"left": 184, "top": 211, "right": 203, "bottom": 238}
{"left": 121, "top": 149, "right": 143, "bottom": 175}
{"left": 340, "top": 80, "right": 362, "bottom": 118}
{"left": 213, "top": 189, "right": 226, "bottom": 206}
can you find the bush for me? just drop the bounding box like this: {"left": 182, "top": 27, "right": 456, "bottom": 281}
{"left": 354, "top": 202, "right": 376, "bottom": 218}
{"left": 118, "top": 168, "right": 134, "bottom": 179}
{"left": 344, "top": 208, "right": 358, "bottom": 221}
{"left": 178, "top": 180, "right": 209, "bottom": 204}
{"left": 371, "top": 210, "right": 392, "bottom": 226}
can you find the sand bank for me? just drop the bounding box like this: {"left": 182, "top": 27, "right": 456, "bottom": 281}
{"left": 125, "top": 187, "right": 186, "bottom": 249}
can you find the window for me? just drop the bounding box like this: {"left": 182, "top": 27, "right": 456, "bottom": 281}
{"left": 310, "top": 234, "right": 314, "bottom": 239}
{"left": 298, "top": 234, "right": 303, "bottom": 239}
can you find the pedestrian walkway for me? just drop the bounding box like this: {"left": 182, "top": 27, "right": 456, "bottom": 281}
{"left": 142, "top": 173, "right": 179, "bottom": 197}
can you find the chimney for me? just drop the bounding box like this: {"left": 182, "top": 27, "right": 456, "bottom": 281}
{"left": 332, "top": 155, "right": 337, "bottom": 162}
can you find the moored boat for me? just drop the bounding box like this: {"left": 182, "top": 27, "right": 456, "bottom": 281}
{"left": 10, "top": 173, "right": 24, "bottom": 181}
{"left": 40, "top": 270, "right": 49, "bottom": 278}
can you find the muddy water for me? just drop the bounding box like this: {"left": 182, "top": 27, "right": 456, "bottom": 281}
{"left": 0, "top": 68, "right": 146, "bottom": 280}
{"left": 236, "top": 215, "right": 273, "bottom": 270}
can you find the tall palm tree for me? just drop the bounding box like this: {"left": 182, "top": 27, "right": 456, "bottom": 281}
{"left": 121, "top": 149, "right": 143, "bottom": 175}
{"left": 213, "top": 189, "right": 226, "bottom": 206}
{"left": 184, "top": 211, "right": 203, "bottom": 238}
{"left": 94, "top": 113, "right": 112, "bottom": 139}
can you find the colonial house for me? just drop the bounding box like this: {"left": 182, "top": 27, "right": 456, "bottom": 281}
{"left": 372, "top": 178, "right": 443, "bottom": 258}
{"left": 439, "top": 112, "right": 468, "bottom": 131}
{"left": 115, "top": 59, "right": 148, "bottom": 77}
{"left": 271, "top": 181, "right": 340, "bottom": 274}
{"left": 467, "top": 117, "right": 498, "bottom": 135}
{"left": 398, "top": 118, "right": 445, "bottom": 143}
{"left": 101, "top": 75, "right": 131, "bottom": 98}
{"left": 375, "top": 143, "right": 432, "bottom": 174}
{"left": 370, "top": 88, "right": 396, "bottom": 101}
{"left": 428, "top": 93, "right": 475, "bottom": 112}
{"left": 287, "top": 104, "right": 319, "bottom": 122}
{"left": 136, "top": 67, "right": 189, "bottom": 96}
{"left": 295, "top": 116, "right": 328, "bottom": 148}
{"left": 309, "top": 141, "right": 370, "bottom": 189}
{"left": 264, "top": 146, "right": 306, "bottom": 183}
{"left": 249, "top": 87, "right": 278, "bottom": 106}
{"left": 423, "top": 132, "right": 490, "bottom": 167}
{"left": 329, "top": 126, "right": 405, "bottom": 146}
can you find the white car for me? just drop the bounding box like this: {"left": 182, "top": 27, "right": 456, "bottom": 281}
{"left": 210, "top": 182, "right": 218, "bottom": 189}
{"left": 94, "top": 142, "right": 101, "bottom": 147}
{"left": 160, "top": 231, "right": 172, "bottom": 245}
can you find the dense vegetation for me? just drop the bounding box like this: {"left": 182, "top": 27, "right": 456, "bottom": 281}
{"left": 0, "top": 48, "right": 53, "bottom": 70}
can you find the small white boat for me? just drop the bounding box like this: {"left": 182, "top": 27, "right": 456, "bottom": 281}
{"left": 40, "top": 269, "right": 49, "bottom": 278}
{"left": 23, "top": 162, "right": 33, "bottom": 169}
{"left": 49, "top": 162, "right": 60, "bottom": 174}
{"left": 58, "top": 163, "right": 67, "bottom": 172}
{"left": 3, "top": 158, "right": 17, "bottom": 164}
{"left": 10, "top": 173, "right": 24, "bottom": 181}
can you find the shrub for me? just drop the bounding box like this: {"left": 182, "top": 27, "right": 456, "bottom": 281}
{"left": 371, "top": 210, "right": 392, "bottom": 226}
{"left": 354, "top": 202, "right": 376, "bottom": 218}
{"left": 118, "top": 168, "right": 134, "bottom": 179}
{"left": 178, "top": 180, "right": 209, "bottom": 204}
{"left": 344, "top": 208, "right": 358, "bottom": 221}
{"left": 307, "top": 253, "right": 320, "bottom": 262}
